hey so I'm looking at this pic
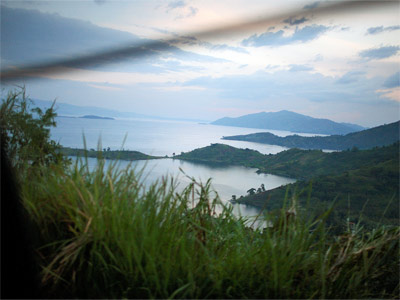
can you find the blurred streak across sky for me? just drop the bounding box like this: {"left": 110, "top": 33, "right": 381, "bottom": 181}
{"left": 1, "top": 0, "right": 399, "bottom": 127}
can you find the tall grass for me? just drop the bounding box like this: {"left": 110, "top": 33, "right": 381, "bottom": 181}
{"left": 22, "top": 157, "right": 399, "bottom": 299}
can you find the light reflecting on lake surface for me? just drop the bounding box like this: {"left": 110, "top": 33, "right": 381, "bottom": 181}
{"left": 52, "top": 117, "right": 321, "bottom": 156}
{"left": 58, "top": 117, "right": 301, "bottom": 226}
{"left": 77, "top": 157, "right": 296, "bottom": 222}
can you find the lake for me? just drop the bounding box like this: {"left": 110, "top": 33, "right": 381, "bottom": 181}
{"left": 79, "top": 156, "right": 296, "bottom": 221}
{"left": 52, "top": 116, "right": 322, "bottom": 156}
{"left": 54, "top": 117, "right": 304, "bottom": 220}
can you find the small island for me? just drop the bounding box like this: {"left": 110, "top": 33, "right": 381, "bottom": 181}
{"left": 59, "top": 147, "right": 161, "bottom": 161}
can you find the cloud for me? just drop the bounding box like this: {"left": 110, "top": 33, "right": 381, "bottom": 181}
{"left": 1, "top": 6, "right": 141, "bottom": 67}
{"left": 336, "top": 71, "right": 366, "bottom": 84}
{"left": 1, "top": 6, "right": 224, "bottom": 75}
{"left": 2, "top": 0, "right": 45, "bottom": 6}
{"left": 165, "top": 0, "right": 198, "bottom": 19}
{"left": 283, "top": 16, "right": 308, "bottom": 26}
{"left": 169, "top": 34, "right": 248, "bottom": 54}
{"left": 367, "top": 25, "right": 400, "bottom": 35}
{"left": 167, "top": 0, "right": 186, "bottom": 11}
{"left": 88, "top": 83, "right": 122, "bottom": 91}
{"left": 313, "top": 54, "right": 323, "bottom": 62}
{"left": 359, "top": 46, "right": 400, "bottom": 60}
{"left": 376, "top": 87, "right": 400, "bottom": 102}
{"left": 288, "top": 64, "right": 313, "bottom": 72}
{"left": 188, "top": 6, "right": 198, "bottom": 17}
{"left": 203, "top": 43, "right": 248, "bottom": 53}
{"left": 242, "top": 25, "right": 330, "bottom": 47}
{"left": 183, "top": 69, "right": 391, "bottom": 109}
{"left": 303, "top": 2, "right": 319, "bottom": 10}
{"left": 94, "top": 0, "right": 106, "bottom": 5}
{"left": 383, "top": 72, "right": 400, "bottom": 88}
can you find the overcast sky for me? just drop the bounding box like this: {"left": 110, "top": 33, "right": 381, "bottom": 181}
{"left": 1, "top": 0, "right": 399, "bottom": 127}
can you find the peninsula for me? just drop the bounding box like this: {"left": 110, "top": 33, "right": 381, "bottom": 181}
{"left": 222, "top": 121, "right": 399, "bottom": 150}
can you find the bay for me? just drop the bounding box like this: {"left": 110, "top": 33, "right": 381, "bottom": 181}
{"left": 79, "top": 156, "right": 296, "bottom": 221}
{"left": 55, "top": 117, "right": 301, "bottom": 222}
{"left": 52, "top": 116, "right": 321, "bottom": 156}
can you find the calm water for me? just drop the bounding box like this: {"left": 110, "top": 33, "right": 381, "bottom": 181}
{"left": 52, "top": 117, "right": 321, "bottom": 156}
{"left": 79, "top": 157, "right": 296, "bottom": 220}
{"left": 55, "top": 117, "right": 301, "bottom": 220}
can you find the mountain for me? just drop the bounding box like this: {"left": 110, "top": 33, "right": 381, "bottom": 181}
{"left": 222, "top": 121, "right": 399, "bottom": 150}
{"left": 31, "top": 99, "right": 208, "bottom": 122}
{"left": 32, "top": 99, "right": 148, "bottom": 119}
{"left": 211, "top": 110, "right": 366, "bottom": 135}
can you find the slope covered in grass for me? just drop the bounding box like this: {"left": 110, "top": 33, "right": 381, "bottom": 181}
{"left": 21, "top": 158, "right": 400, "bottom": 299}
{"left": 3, "top": 88, "right": 399, "bottom": 299}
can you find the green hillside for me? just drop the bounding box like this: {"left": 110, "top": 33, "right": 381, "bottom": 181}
{"left": 257, "top": 142, "right": 399, "bottom": 180}
{"left": 236, "top": 158, "right": 399, "bottom": 229}
{"left": 178, "top": 143, "right": 399, "bottom": 228}
{"left": 177, "top": 142, "right": 399, "bottom": 180}
{"left": 222, "top": 121, "right": 399, "bottom": 150}
{"left": 176, "top": 143, "right": 266, "bottom": 167}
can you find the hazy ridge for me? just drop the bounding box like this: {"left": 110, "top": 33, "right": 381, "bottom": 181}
{"left": 212, "top": 110, "right": 366, "bottom": 135}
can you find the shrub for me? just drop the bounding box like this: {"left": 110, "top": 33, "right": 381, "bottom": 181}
{"left": 0, "top": 87, "right": 68, "bottom": 174}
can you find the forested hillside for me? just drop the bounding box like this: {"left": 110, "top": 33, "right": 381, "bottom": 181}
{"left": 236, "top": 158, "right": 399, "bottom": 229}
{"left": 178, "top": 142, "right": 399, "bottom": 228}
{"left": 222, "top": 121, "right": 399, "bottom": 150}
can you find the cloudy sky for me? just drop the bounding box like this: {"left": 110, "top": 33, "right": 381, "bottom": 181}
{"left": 1, "top": 0, "right": 399, "bottom": 127}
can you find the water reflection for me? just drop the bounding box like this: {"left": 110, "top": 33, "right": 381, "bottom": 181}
{"left": 73, "top": 156, "right": 296, "bottom": 228}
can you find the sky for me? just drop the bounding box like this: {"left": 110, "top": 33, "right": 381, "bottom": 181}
{"left": 1, "top": 0, "right": 399, "bottom": 127}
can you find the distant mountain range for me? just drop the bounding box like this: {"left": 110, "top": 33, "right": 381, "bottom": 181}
{"left": 31, "top": 99, "right": 208, "bottom": 122}
{"left": 211, "top": 110, "right": 366, "bottom": 135}
{"left": 222, "top": 121, "right": 399, "bottom": 150}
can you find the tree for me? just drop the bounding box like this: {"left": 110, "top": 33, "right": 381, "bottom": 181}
{"left": 261, "top": 183, "right": 265, "bottom": 192}
{"left": 0, "top": 87, "right": 67, "bottom": 173}
{"left": 247, "top": 188, "right": 256, "bottom": 195}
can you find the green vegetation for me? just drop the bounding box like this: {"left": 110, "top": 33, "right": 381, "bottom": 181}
{"left": 257, "top": 143, "right": 399, "bottom": 180}
{"left": 60, "top": 147, "right": 161, "bottom": 161}
{"left": 0, "top": 87, "right": 68, "bottom": 173}
{"left": 237, "top": 158, "right": 399, "bottom": 229}
{"left": 222, "top": 121, "right": 399, "bottom": 150}
{"left": 21, "top": 161, "right": 400, "bottom": 298}
{"left": 2, "top": 88, "right": 399, "bottom": 298}
{"left": 177, "top": 142, "right": 398, "bottom": 180}
{"left": 176, "top": 143, "right": 266, "bottom": 168}
{"left": 178, "top": 143, "right": 399, "bottom": 227}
